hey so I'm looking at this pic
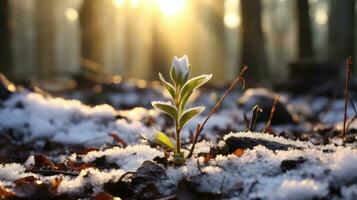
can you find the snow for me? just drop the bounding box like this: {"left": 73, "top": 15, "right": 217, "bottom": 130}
{"left": 0, "top": 90, "right": 356, "bottom": 199}
{"left": 0, "top": 132, "right": 355, "bottom": 199}
{"left": 82, "top": 145, "right": 162, "bottom": 171}
{"left": 58, "top": 168, "right": 126, "bottom": 194}
{"left": 0, "top": 163, "right": 35, "bottom": 182}
{"left": 268, "top": 179, "right": 328, "bottom": 200}
{"left": 341, "top": 184, "right": 357, "bottom": 200}
{"left": 223, "top": 131, "right": 309, "bottom": 148}
{"left": 0, "top": 92, "right": 150, "bottom": 144}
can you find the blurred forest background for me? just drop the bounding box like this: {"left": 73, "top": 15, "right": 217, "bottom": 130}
{"left": 0, "top": 0, "right": 356, "bottom": 88}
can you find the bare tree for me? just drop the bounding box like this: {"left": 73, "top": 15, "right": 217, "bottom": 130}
{"left": 0, "top": 0, "right": 11, "bottom": 76}
{"left": 240, "top": 0, "right": 268, "bottom": 84}
{"left": 295, "top": 0, "right": 314, "bottom": 59}
{"left": 328, "top": 0, "right": 355, "bottom": 63}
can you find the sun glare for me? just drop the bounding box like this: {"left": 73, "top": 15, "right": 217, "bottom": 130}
{"left": 314, "top": 6, "right": 328, "bottom": 25}
{"left": 224, "top": 0, "right": 240, "bottom": 28}
{"left": 156, "top": 0, "right": 186, "bottom": 16}
{"left": 113, "top": 0, "right": 125, "bottom": 8}
{"left": 65, "top": 8, "right": 78, "bottom": 21}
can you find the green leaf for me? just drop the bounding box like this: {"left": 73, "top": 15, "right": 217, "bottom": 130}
{"left": 152, "top": 101, "right": 178, "bottom": 120}
{"left": 179, "top": 106, "right": 205, "bottom": 128}
{"left": 154, "top": 131, "right": 174, "bottom": 150}
{"left": 170, "top": 66, "right": 180, "bottom": 86}
{"left": 179, "top": 74, "right": 212, "bottom": 110}
{"left": 158, "top": 73, "right": 176, "bottom": 100}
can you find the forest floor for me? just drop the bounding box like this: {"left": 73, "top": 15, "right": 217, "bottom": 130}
{"left": 0, "top": 74, "right": 356, "bottom": 200}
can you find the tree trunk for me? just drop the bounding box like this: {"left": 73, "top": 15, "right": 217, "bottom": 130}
{"left": 35, "top": 0, "right": 56, "bottom": 78}
{"left": 240, "top": 0, "right": 268, "bottom": 84}
{"left": 295, "top": 0, "right": 314, "bottom": 59}
{"left": 79, "top": 0, "right": 106, "bottom": 69}
{"left": 328, "top": 0, "right": 355, "bottom": 63}
{"left": 151, "top": 12, "right": 169, "bottom": 80}
{"left": 0, "top": 0, "right": 11, "bottom": 76}
{"left": 210, "top": 0, "right": 226, "bottom": 83}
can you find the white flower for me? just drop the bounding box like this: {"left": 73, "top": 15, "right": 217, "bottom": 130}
{"left": 171, "top": 55, "right": 191, "bottom": 85}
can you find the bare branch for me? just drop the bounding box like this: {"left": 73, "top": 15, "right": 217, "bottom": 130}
{"left": 263, "top": 96, "right": 279, "bottom": 133}
{"left": 187, "top": 65, "right": 248, "bottom": 159}
{"left": 343, "top": 57, "right": 352, "bottom": 137}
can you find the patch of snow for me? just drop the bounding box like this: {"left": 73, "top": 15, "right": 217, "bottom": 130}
{"left": 82, "top": 145, "right": 162, "bottom": 171}
{"left": 268, "top": 179, "right": 328, "bottom": 200}
{"left": 223, "top": 131, "right": 309, "bottom": 148}
{"left": 58, "top": 168, "right": 125, "bottom": 194}
{"left": 0, "top": 163, "right": 35, "bottom": 182}
{"left": 0, "top": 92, "right": 150, "bottom": 144}
{"left": 341, "top": 184, "right": 357, "bottom": 200}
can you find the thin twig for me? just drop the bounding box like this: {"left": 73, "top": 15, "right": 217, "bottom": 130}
{"left": 263, "top": 96, "right": 279, "bottom": 133}
{"left": 243, "top": 113, "right": 250, "bottom": 129}
{"left": 346, "top": 98, "right": 357, "bottom": 130}
{"left": 118, "top": 171, "right": 136, "bottom": 182}
{"left": 343, "top": 57, "right": 352, "bottom": 137}
{"left": 248, "top": 105, "right": 262, "bottom": 132}
{"left": 155, "top": 194, "right": 176, "bottom": 200}
{"left": 29, "top": 169, "right": 79, "bottom": 176}
{"left": 187, "top": 65, "right": 248, "bottom": 159}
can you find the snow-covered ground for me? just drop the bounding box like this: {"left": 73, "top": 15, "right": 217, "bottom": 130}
{"left": 0, "top": 132, "right": 356, "bottom": 199}
{"left": 0, "top": 89, "right": 356, "bottom": 199}
{"left": 0, "top": 92, "right": 150, "bottom": 145}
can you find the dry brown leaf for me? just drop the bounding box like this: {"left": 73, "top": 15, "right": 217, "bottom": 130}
{"left": 94, "top": 191, "right": 114, "bottom": 200}
{"left": 233, "top": 148, "right": 245, "bottom": 157}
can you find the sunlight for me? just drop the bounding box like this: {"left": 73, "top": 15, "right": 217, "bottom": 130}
{"left": 224, "top": 0, "right": 240, "bottom": 28}
{"left": 224, "top": 13, "right": 240, "bottom": 28}
{"left": 314, "top": 6, "right": 328, "bottom": 25}
{"left": 130, "top": 0, "right": 140, "bottom": 8}
{"left": 156, "top": 0, "right": 186, "bottom": 16}
{"left": 65, "top": 8, "right": 78, "bottom": 21}
{"left": 113, "top": 0, "right": 125, "bottom": 8}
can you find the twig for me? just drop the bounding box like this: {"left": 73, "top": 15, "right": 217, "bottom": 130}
{"left": 118, "top": 171, "right": 136, "bottom": 182}
{"left": 187, "top": 65, "right": 248, "bottom": 159}
{"left": 346, "top": 98, "right": 357, "bottom": 130}
{"left": 343, "top": 57, "right": 352, "bottom": 137}
{"left": 155, "top": 194, "right": 176, "bottom": 200}
{"left": 109, "top": 132, "right": 127, "bottom": 147}
{"left": 248, "top": 105, "right": 262, "bottom": 131}
{"left": 243, "top": 113, "right": 250, "bottom": 129}
{"left": 219, "top": 176, "right": 226, "bottom": 193}
{"left": 263, "top": 96, "right": 279, "bottom": 133}
{"left": 29, "top": 169, "right": 79, "bottom": 176}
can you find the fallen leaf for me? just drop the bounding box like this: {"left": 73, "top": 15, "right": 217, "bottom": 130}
{"left": 13, "top": 176, "right": 38, "bottom": 185}
{"left": 0, "top": 186, "right": 15, "bottom": 199}
{"left": 34, "top": 155, "right": 57, "bottom": 169}
{"left": 75, "top": 147, "right": 99, "bottom": 155}
{"left": 233, "top": 148, "right": 245, "bottom": 157}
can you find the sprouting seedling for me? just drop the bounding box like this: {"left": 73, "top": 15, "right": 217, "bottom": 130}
{"left": 151, "top": 55, "right": 212, "bottom": 164}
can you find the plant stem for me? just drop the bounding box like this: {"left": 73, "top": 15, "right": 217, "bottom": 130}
{"left": 175, "top": 121, "right": 181, "bottom": 154}
{"left": 174, "top": 85, "right": 182, "bottom": 156}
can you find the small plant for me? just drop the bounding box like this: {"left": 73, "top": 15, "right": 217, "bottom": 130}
{"left": 151, "top": 55, "right": 211, "bottom": 164}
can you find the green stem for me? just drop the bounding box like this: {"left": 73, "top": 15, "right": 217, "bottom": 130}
{"left": 175, "top": 121, "right": 181, "bottom": 154}
{"left": 174, "top": 85, "right": 181, "bottom": 157}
